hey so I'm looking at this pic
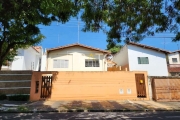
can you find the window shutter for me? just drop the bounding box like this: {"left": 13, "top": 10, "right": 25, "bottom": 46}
{"left": 53, "top": 59, "right": 69, "bottom": 68}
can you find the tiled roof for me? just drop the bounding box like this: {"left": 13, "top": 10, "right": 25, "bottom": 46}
{"left": 47, "top": 43, "right": 110, "bottom": 53}
{"left": 107, "top": 60, "right": 117, "bottom": 65}
{"left": 170, "top": 50, "right": 180, "bottom": 54}
{"left": 127, "top": 42, "right": 170, "bottom": 54}
{"left": 32, "top": 46, "right": 42, "bottom": 53}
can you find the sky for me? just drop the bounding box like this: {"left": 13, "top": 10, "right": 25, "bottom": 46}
{"left": 39, "top": 18, "right": 180, "bottom": 52}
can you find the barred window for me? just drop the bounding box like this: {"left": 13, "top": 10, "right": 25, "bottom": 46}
{"left": 138, "top": 57, "right": 149, "bottom": 64}
{"left": 85, "top": 59, "right": 99, "bottom": 67}
{"left": 53, "top": 59, "right": 69, "bottom": 68}
{"left": 172, "top": 58, "right": 178, "bottom": 63}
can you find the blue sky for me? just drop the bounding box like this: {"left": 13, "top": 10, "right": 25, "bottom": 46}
{"left": 39, "top": 18, "right": 180, "bottom": 52}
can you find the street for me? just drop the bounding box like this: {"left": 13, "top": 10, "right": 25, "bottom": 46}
{"left": 0, "top": 111, "right": 180, "bottom": 120}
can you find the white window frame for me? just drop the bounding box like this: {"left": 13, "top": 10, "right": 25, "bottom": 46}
{"left": 138, "top": 57, "right": 149, "bottom": 64}
{"left": 53, "top": 59, "right": 69, "bottom": 68}
{"left": 85, "top": 59, "right": 99, "bottom": 67}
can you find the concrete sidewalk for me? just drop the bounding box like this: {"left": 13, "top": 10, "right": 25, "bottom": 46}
{"left": 0, "top": 100, "right": 180, "bottom": 113}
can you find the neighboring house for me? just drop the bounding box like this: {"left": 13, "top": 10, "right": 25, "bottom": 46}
{"left": 2, "top": 46, "right": 43, "bottom": 71}
{"left": 113, "top": 42, "right": 170, "bottom": 76}
{"left": 167, "top": 51, "right": 180, "bottom": 76}
{"left": 46, "top": 43, "right": 109, "bottom": 71}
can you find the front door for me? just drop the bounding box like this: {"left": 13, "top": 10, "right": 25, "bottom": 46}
{"left": 135, "top": 74, "right": 147, "bottom": 97}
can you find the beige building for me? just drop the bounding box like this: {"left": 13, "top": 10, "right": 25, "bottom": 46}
{"left": 47, "top": 43, "right": 110, "bottom": 71}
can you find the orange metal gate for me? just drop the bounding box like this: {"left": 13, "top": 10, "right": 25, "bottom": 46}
{"left": 135, "top": 74, "right": 146, "bottom": 97}
{"left": 152, "top": 78, "right": 180, "bottom": 101}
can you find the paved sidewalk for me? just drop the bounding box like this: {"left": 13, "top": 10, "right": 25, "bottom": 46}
{"left": 0, "top": 100, "right": 180, "bottom": 113}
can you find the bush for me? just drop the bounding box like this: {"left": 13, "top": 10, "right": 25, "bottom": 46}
{"left": 0, "top": 94, "right": 7, "bottom": 100}
{"left": 8, "top": 95, "right": 29, "bottom": 101}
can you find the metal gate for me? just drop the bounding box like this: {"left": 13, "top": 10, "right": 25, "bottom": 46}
{"left": 135, "top": 74, "right": 146, "bottom": 97}
{"left": 41, "top": 76, "right": 53, "bottom": 98}
{"left": 152, "top": 78, "right": 180, "bottom": 101}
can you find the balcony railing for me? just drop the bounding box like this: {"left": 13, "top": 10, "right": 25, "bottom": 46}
{"left": 167, "top": 64, "right": 180, "bottom": 72}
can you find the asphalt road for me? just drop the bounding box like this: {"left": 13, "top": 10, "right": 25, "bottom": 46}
{"left": 0, "top": 111, "right": 180, "bottom": 120}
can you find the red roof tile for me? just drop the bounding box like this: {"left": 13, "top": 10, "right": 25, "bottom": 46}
{"left": 127, "top": 42, "right": 170, "bottom": 54}
{"left": 32, "top": 46, "right": 42, "bottom": 53}
{"left": 47, "top": 43, "right": 110, "bottom": 53}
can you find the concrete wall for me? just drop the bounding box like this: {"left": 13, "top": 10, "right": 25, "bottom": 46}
{"left": 168, "top": 52, "right": 180, "bottom": 64}
{"left": 11, "top": 47, "right": 41, "bottom": 71}
{"left": 47, "top": 47, "right": 107, "bottom": 71}
{"left": 41, "top": 55, "right": 47, "bottom": 71}
{"left": 127, "top": 45, "right": 168, "bottom": 76}
{"left": 11, "top": 56, "right": 25, "bottom": 70}
{"left": 113, "top": 45, "right": 129, "bottom": 67}
{"left": 30, "top": 71, "right": 149, "bottom": 101}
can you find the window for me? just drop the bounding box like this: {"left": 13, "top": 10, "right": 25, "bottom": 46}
{"left": 138, "top": 57, "right": 149, "bottom": 64}
{"left": 53, "top": 59, "right": 69, "bottom": 68}
{"left": 172, "top": 58, "right": 178, "bottom": 63}
{"left": 85, "top": 59, "right": 99, "bottom": 67}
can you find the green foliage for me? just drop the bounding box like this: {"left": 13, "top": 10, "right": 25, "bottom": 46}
{"left": 8, "top": 95, "right": 29, "bottom": 101}
{"left": 2, "top": 49, "right": 17, "bottom": 66}
{"left": 0, "top": 94, "right": 7, "bottom": 100}
{"left": 107, "top": 45, "right": 122, "bottom": 54}
{"left": 79, "top": 0, "right": 180, "bottom": 47}
{"left": 17, "top": 106, "right": 29, "bottom": 112}
{"left": 0, "top": 0, "right": 79, "bottom": 69}
{"left": 1, "top": 0, "right": 180, "bottom": 67}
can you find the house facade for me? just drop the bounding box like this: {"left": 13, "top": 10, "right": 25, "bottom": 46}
{"left": 167, "top": 51, "right": 180, "bottom": 76}
{"left": 2, "top": 46, "right": 43, "bottom": 71}
{"left": 113, "top": 42, "right": 170, "bottom": 76}
{"left": 47, "top": 43, "right": 109, "bottom": 71}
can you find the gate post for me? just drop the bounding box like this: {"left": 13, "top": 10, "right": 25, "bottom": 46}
{"left": 30, "top": 72, "right": 42, "bottom": 101}
{"left": 147, "top": 76, "right": 153, "bottom": 100}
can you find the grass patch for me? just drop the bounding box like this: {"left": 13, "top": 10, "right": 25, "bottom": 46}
{"left": 17, "top": 106, "right": 29, "bottom": 112}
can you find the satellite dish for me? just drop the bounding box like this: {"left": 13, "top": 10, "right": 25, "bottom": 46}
{"left": 105, "top": 54, "right": 113, "bottom": 61}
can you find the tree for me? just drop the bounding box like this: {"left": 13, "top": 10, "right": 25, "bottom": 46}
{"left": 2, "top": 49, "right": 17, "bottom": 66}
{"left": 1, "top": 0, "right": 180, "bottom": 70}
{"left": 0, "top": 0, "right": 79, "bottom": 70}
{"left": 107, "top": 44, "right": 122, "bottom": 54}
{"left": 80, "top": 0, "right": 180, "bottom": 47}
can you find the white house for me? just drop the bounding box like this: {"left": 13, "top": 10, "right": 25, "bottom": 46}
{"left": 113, "top": 42, "right": 170, "bottom": 76}
{"left": 2, "top": 46, "right": 43, "bottom": 71}
{"left": 167, "top": 51, "right": 180, "bottom": 76}
{"left": 46, "top": 43, "right": 110, "bottom": 71}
